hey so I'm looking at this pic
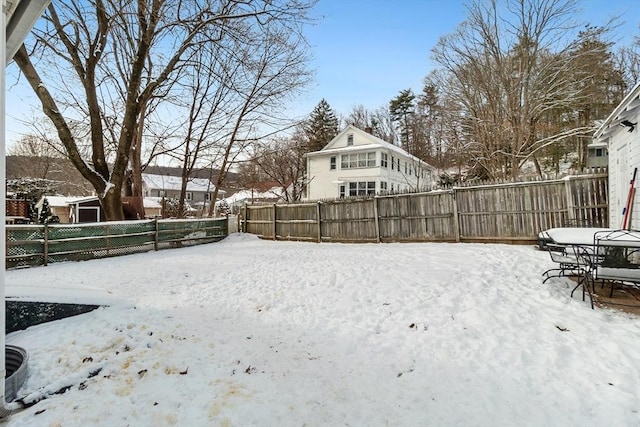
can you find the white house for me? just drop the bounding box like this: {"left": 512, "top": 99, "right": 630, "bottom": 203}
{"left": 593, "top": 82, "right": 640, "bottom": 229}
{"left": 142, "top": 173, "right": 225, "bottom": 209}
{"left": 304, "top": 125, "right": 436, "bottom": 200}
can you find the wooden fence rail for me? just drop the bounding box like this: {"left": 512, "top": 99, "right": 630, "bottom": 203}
{"left": 5, "top": 217, "right": 229, "bottom": 269}
{"left": 241, "top": 174, "right": 608, "bottom": 244}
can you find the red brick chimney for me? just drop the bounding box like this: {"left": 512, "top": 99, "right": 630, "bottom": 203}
{"left": 364, "top": 127, "right": 373, "bottom": 134}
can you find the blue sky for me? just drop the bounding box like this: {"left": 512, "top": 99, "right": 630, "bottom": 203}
{"left": 291, "top": 0, "right": 640, "bottom": 120}
{"left": 4, "top": 0, "right": 640, "bottom": 147}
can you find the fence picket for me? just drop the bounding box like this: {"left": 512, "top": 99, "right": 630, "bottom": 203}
{"left": 242, "top": 174, "right": 608, "bottom": 244}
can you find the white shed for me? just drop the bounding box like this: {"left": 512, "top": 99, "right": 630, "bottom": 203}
{"left": 593, "top": 82, "right": 640, "bottom": 229}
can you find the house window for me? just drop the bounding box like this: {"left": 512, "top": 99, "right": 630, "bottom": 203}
{"left": 205, "top": 193, "right": 211, "bottom": 201}
{"left": 340, "top": 152, "right": 376, "bottom": 169}
{"left": 186, "top": 192, "right": 193, "bottom": 201}
{"left": 391, "top": 183, "right": 394, "bottom": 192}
{"left": 330, "top": 156, "right": 336, "bottom": 170}
{"left": 381, "top": 153, "right": 388, "bottom": 168}
{"left": 404, "top": 162, "right": 407, "bottom": 174}
{"left": 391, "top": 156, "right": 395, "bottom": 169}
{"left": 396, "top": 158, "right": 400, "bottom": 171}
{"left": 339, "top": 184, "right": 346, "bottom": 198}
{"left": 347, "top": 134, "right": 354, "bottom": 146}
{"left": 348, "top": 181, "right": 376, "bottom": 196}
{"left": 380, "top": 181, "right": 388, "bottom": 192}
{"left": 157, "top": 190, "right": 165, "bottom": 197}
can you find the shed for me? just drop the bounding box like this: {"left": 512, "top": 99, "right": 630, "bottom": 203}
{"left": 68, "top": 197, "right": 105, "bottom": 223}
{"left": 593, "top": 82, "right": 640, "bottom": 229}
{"left": 36, "top": 196, "right": 88, "bottom": 224}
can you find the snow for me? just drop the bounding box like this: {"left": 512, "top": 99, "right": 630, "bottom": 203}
{"left": 101, "top": 183, "right": 115, "bottom": 199}
{"left": 3, "top": 234, "right": 640, "bottom": 426}
{"left": 220, "top": 187, "right": 284, "bottom": 206}
{"left": 541, "top": 227, "right": 614, "bottom": 246}
{"left": 142, "top": 174, "right": 216, "bottom": 193}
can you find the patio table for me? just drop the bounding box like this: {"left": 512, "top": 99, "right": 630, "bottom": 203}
{"left": 539, "top": 227, "right": 613, "bottom": 247}
{"left": 539, "top": 227, "right": 613, "bottom": 309}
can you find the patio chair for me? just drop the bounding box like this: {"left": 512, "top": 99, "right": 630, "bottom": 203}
{"left": 568, "top": 245, "right": 598, "bottom": 309}
{"left": 593, "top": 229, "right": 640, "bottom": 297}
{"left": 542, "top": 244, "right": 581, "bottom": 284}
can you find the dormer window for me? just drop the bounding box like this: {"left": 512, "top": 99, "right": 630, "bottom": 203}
{"left": 347, "top": 134, "right": 354, "bottom": 146}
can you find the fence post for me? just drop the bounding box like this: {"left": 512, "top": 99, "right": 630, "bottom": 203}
{"left": 451, "top": 189, "right": 461, "bottom": 242}
{"left": 242, "top": 203, "right": 248, "bottom": 233}
{"left": 373, "top": 197, "right": 381, "bottom": 243}
{"left": 105, "top": 223, "right": 110, "bottom": 256}
{"left": 154, "top": 218, "right": 159, "bottom": 251}
{"left": 43, "top": 223, "right": 49, "bottom": 266}
{"left": 564, "top": 176, "right": 576, "bottom": 224}
{"left": 316, "top": 201, "right": 322, "bottom": 243}
{"left": 273, "top": 203, "right": 277, "bottom": 241}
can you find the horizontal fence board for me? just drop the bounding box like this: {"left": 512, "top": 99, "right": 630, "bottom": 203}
{"left": 241, "top": 174, "right": 608, "bottom": 244}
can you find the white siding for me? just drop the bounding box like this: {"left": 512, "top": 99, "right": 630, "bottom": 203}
{"left": 600, "top": 104, "right": 640, "bottom": 229}
{"left": 305, "top": 125, "right": 436, "bottom": 200}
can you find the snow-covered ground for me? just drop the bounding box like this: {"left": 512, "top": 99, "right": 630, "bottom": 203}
{"left": 3, "top": 233, "right": 639, "bottom": 426}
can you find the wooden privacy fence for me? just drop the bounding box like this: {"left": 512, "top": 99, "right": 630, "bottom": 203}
{"left": 6, "top": 217, "right": 228, "bottom": 269}
{"left": 241, "top": 174, "right": 608, "bottom": 244}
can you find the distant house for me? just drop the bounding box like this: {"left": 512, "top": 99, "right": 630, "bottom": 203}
{"left": 142, "top": 173, "right": 225, "bottom": 213}
{"left": 304, "top": 125, "right": 436, "bottom": 200}
{"left": 586, "top": 139, "right": 608, "bottom": 168}
{"left": 142, "top": 198, "right": 162, "bottom": 218}
{"left": 593, "top": 82, "right": 640, "bottom": 229}
{"left": 220, "top": 183, "right": 285, "bottom": 213}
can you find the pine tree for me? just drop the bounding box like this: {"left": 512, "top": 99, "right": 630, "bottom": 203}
{"left": 389, "top": 89, "right": 416, "bottom": 150}
{"left": 304, "top": 99, "right": 339, "bottom": 153}
{"left": 39, "top": 198, "right": 51, "bottom": 224}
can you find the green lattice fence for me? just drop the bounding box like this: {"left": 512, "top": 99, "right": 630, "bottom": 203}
{"left": 6, "top": 218, "right": 228, "bottom": 269}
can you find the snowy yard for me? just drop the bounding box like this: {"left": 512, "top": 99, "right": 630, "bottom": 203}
{"left": 3, "top": 233, "right": 640, "bottom": 426}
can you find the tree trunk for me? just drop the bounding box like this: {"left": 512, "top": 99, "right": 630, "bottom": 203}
{"left": 131, "top": 105, "right": 146, "bottom": 199}
{"left": 101, "top": 189, "right": 124, "bottom": 221}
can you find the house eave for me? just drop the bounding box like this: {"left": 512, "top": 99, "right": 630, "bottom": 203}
{"left": 594, "top": 82, "right": 640, "bottom": 140}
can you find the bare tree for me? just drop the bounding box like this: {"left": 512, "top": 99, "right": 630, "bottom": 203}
{"left": 206, "top": 19, "right": 312, "bottom": 215}
{"left": 250, "top": 130, "right": 308, "bottom": 202}
{"left": 343, "top": 104, "right": 396, "bottom": 143}
{"left": 13, "top": 0, "right": 315, "bottom": 220}
{"left": 616, "top": 32, "right": 640, "bottom": 90}
{"left": 431, "top": 0, "right": 620, "bottom": 179}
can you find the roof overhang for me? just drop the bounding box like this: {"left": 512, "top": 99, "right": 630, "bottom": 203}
{"left": 594, "top": 82, "right": 640, "bottom": 140}
{"left": 5, "top": 0, "right": 50, "bottom": 63}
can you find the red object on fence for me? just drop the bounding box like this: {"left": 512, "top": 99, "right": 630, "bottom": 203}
{"left": 622, "top": 167, "right": 638, "bottom": 230}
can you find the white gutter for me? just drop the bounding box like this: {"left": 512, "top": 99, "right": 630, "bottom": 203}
{"left": 2, "top": 0, "right": 50, "bottom": 417}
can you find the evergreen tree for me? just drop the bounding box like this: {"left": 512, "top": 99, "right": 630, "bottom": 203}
{"left": 389, "top": 89, "right": 416, "bottom": 150}
{"left": 304, "top": 99, "right": 339, "bottom": 152}
{"left": 39, "top": 198, "right": 51, "bottom": 224}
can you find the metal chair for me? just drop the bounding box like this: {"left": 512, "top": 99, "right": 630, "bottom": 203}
{"left": 542, "top": 244, "right": 581, "bottom": 284}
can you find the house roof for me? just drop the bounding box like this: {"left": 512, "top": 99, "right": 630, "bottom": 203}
{"left": 594, "top": 82, "right": 640, "bottom": 140}
{"left": 143, "top": 198, "right": 162, "bottom": 209}
{"left": 142, "top": 173, "right": 224, "bottom": 193}
{"left": 37, "top": 196, "right": 92, "bottom": 208}
{"left": 220, "top": 187, "right": 284, "bottom": 205}
{"left": 306, "top": 125, "right": 436, "bottom": 170}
